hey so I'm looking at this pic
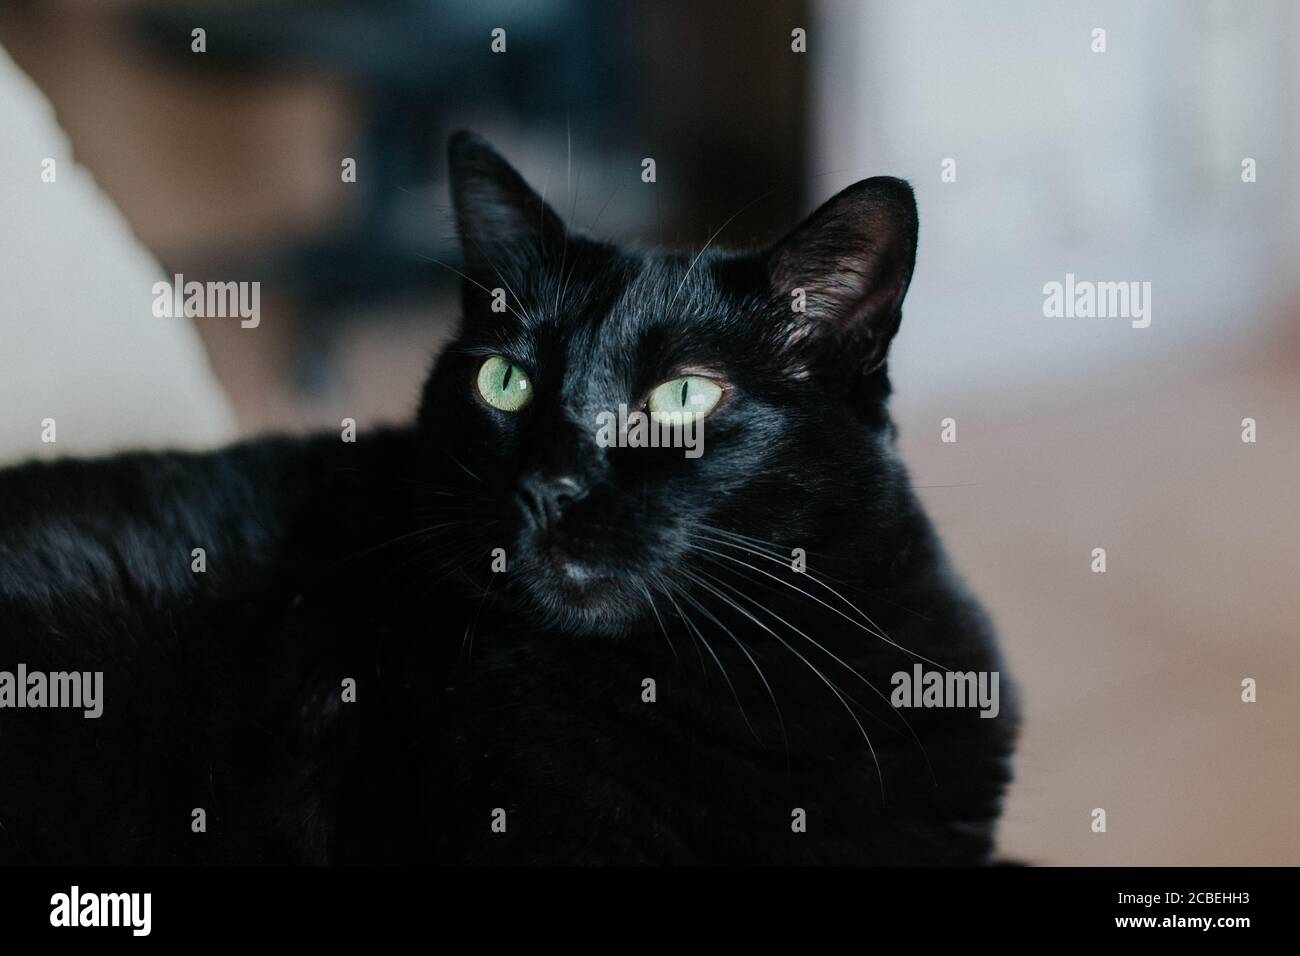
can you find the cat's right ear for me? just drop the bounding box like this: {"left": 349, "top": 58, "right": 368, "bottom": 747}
{"left": 447, "top": 131, "right": 566, "bottom": 274}
{"left": 766, "top": 177, "right": 918, "bottom": 376}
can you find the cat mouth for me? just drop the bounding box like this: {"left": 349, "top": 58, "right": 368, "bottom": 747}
{"left": 549, "top": 556, "right": 620, "bottom": 604}
{"left": 557, "top": 559, "right": 606, "bottom": 586}
{"left": 510, "top": 546, "right": 642, "bottom": 631}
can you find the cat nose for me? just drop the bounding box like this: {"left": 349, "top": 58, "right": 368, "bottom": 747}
{"left": 516, "top": 473, "right": 587, "bottom": 531}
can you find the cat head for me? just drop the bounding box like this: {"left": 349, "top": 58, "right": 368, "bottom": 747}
{"left": 417, "top": 131, "right": 918, "bottom": 636}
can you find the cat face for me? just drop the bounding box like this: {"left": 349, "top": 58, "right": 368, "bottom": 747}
{"left": 417, "top": 132, "right": 919, "bottom": 636}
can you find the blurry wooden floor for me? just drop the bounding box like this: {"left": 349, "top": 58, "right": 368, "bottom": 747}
{"left": 898, "top": 353, "right": 1300, "bottom": 865}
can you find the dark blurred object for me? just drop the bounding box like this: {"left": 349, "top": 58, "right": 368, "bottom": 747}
{"left": 126, "top": 0, "right": 623, "bottom": 314}
{"left": 119, "top": 0, "right": 809, "bottom": 315}
{"left": 0, "top": 0, "right": 807, "bottom": 416}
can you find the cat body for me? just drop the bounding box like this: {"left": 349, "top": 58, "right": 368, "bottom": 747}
{"left": 0, "top": 431, "right": 422, "bottom": 862}
{"left": 0, "top": 133, "right": 1017, "bottom": 865}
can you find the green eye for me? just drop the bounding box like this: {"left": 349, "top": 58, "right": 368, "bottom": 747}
{"left": 647, "top": 375, "right": 723, "bottom": 418}
{"left": 476, "top": 355, "right": 533, "bottom": 412}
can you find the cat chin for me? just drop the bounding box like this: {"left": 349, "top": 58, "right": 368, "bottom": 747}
{"left": 514, "top": 580, "right": 643, "bottom": 639}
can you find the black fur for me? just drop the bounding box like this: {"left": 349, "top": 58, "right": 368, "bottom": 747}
{"left": 0, "top": 132, "right": 1016, "bottom": 864}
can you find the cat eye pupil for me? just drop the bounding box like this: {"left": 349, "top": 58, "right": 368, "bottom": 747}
{"left": 479, "top": 360, "right": 719, "bottom": 417}
{"left": 647, "top": 374, "right": 723, "bottom": 418}
{"left": 476, "top": 355, "right": 532, "bottom": 412}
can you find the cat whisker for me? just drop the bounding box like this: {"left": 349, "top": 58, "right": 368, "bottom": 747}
{"left": 364, "top": 501, "right": 489, "bottom": 527}
{"left": 461, "top": 570, "right": 499, "bottom": 662}
{"left": 686, "top": 556, "right": 936, "bottom": 785}
{"left": 555, "top": 136, "right": 584, "bottom": 315}
{"left": 444, "top": 452, "right": 484, "bottom": 484}
{"left": 692, "top": 528, "right": 892, "bottom": 627}
{"left": 668, "top": 577, "right": 786, "bottom": 750}
{"left": 668, "top": 187, "right": 780, "bottom": 313}
{"left": 584, "top": 177, "right": 630, "bottom": 239}
{"left": 413, "top": 251, "right": 535, "bottom": 328}
{"left": 657, "top": 582, "right": 710, "bottom": 682}
{"left": 697, "top": 525, "right": 846, "bottom": 581}
{"left": 688, "top": 532, "right": 891, "bottom": 634}
{"left": 675, "top": 564, "right": 885, "bottom": 800}
{"left": 348, "top": 518, "right": 482, "bottom": 564}
{"left": 685, "top": 534, "right": 946, "bottom": 671}
{"left": 659, "top": 581, "right": 756, "bottom": 738}
{"left": 553, "top": 121, "right": 574, "bottom": 316}
{"left": 638, "top": 578, "right": 679, "bottom": 661}
{"left": 332, "top": 466, "right": 493, "bottom": 500}
{"left": 410, "top": 536, "right": 492, "bottom": 605}
{"left": 320, "top": 515, "right": 474, "bottom": 580}
{"left": 682, "top": 560, "right": 877, "bottom": 707}
{"left": 700, "top": 525, "right": 933, "bottom": 623}
{"left": 389, "top": 522, "right": 493, "bottom": 587}
{"left": 464, "top": 231, "right": 544, "bottom": 329}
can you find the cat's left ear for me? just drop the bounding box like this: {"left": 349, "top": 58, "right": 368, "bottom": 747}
{"left": 766, "top": 177, "right": 918, "bottom": 374}
{"left": 447, "top": 130, "right": 566, "bottom": 274}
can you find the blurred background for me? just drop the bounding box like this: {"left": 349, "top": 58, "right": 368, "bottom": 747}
{"left": 1, "top": 0, "right": 1296, "bottom": 864}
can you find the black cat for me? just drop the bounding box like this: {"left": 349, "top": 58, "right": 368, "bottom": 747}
{"left": 0, "top": 132, "right": 1016, "bottom": 865}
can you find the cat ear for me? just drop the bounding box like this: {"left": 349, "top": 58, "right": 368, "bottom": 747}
{"left": 766, "top": 177, "right": 918, "bottom": 374}
{"left": 447, "top": 130, "right": 566, "bottom": 272}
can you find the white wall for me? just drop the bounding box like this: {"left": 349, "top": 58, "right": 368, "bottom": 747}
{"left": 0, "top": 44, "right": 235, "bottom": 464}
{"left": 812, "top": 0, "right": 1300, "bottom": 411}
